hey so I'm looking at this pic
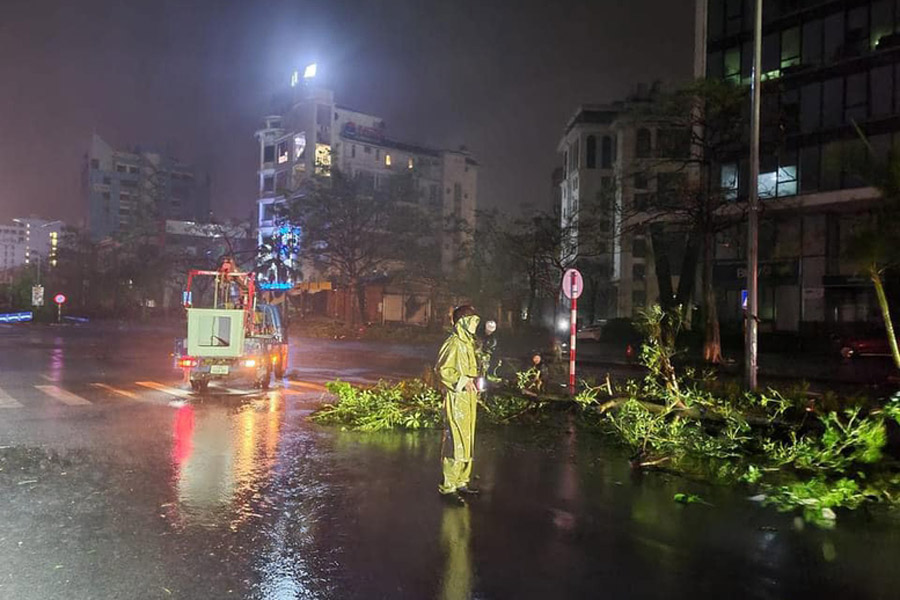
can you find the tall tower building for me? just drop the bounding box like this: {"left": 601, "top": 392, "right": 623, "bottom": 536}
{"left": 85, "top": 134, "right": 210, "bottom": 241}
{"left": 255, "top": 66, "right": 477, "bottom": 285}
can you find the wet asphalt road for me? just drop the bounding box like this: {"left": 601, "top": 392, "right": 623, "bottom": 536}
{"left": 1, "top": 322, "right": 899, "bottom": 599}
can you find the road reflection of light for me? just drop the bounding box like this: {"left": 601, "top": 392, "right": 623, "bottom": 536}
{"left": 553, "top": 416, "right": 580, "bottom": 532}
{"left": 266, "top": 393, "right": 281, "bottom": 458}
{"left": 822, "top": 539, "right": 837, "bottom": 562}
{"left": 440, "top": 506, "right": 473, "bottom": 600}
{"left": 170, "top": 391, "right": 285, "bottom": 529}
{"left": 172, "top": 405, "right": 195, "bottom": 466}
{"left": 48, "top": 340, "right": 64, "bottom": 382}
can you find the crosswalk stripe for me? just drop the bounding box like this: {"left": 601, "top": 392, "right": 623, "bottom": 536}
{"left": 0, "top": 386, "right": 24, "bottom": 408}
{"left": 136, "top": 381, "right": 191, "bottom": 398}
{"left": 287, "top": 380, "right": 328, "bottom": 392}
{"left": 90, "top": 383, "right": 139, "bottom": 399}
{"left": 34, "top": 385, "right": 92, "bottom": 406}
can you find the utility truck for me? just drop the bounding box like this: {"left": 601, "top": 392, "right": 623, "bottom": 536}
{"left": 175, "top": 258, "right": 288, "bottom": 392}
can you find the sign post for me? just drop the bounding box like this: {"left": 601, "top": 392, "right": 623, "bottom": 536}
{"left": 562, "top": 268, "right": 583, "bottom": 395}
{"left": 54, "top": 293, "right": 66, "bottom": 324}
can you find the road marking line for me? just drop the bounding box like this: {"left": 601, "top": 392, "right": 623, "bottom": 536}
{"left": 136, "top": 381, "right": 191, "bottom": 398}
{"left": 90, "top": 383, "right": 139, "bottom": 400}
{"left": 34, "top": 385, "right": 92, "bottom": 406}
{"left": 287, "top": 380, "right": 328, "bottom": 392}
{"left": 0, "top": 386, "right": 23, "bottom": 408}
{"left": 39, "top": 374, "right": 55, "bottom": 382}
{"left": 222, "top": 388, "right": 256, "bottom": 395}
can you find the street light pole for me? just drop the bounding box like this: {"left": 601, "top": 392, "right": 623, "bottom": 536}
{"left": 746, "top": 0, "right": 763, "bottom": 390}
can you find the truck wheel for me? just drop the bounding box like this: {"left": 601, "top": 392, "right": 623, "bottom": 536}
{"left": 190, "top": 379, "right": 208, "bottom": 393}
{"left": 256, "top": 366, "right": 271, "bottom": 390}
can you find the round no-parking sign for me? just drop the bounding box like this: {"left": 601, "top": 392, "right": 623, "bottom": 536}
{"left": 562, "top": 269, "right": 583, "bottom": 300}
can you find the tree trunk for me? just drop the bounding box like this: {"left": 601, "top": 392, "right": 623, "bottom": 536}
{"left": 355, "top": 281, "right": 367, "bottom": 326}
{"left": 675, "top": 231, "right": 701, "bottom": 329}
{"left": 650, "top": 228, "right": 674, "bottom": 311}
{"left": 871, "top": 269, "right": 900, "bottom": 372}
{"left": 701, "top": 228, "right": 722, "bottom": 364}
{"left": 526, "top": 260, "right": 537, "bottom": 323}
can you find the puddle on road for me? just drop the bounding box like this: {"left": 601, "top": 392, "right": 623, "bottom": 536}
{"left": 169, "top": 392, "right": 286, "bottom": 530}
{"left": 2, "top": 394, "right": 899, "bottom": 599}
{"left": 155, "top": 398, "right": 900, "bottom": 599}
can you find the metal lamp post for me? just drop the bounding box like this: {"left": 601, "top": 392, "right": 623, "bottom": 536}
{"left": 746, "top": 0, "right": 763, "bottom": 390}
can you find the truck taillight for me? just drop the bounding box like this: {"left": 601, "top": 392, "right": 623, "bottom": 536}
{"left": 178, "top": 357, "right": 198, "bottom": 368}
{"left": 241, "top": 359, "right": 257, "bottom": 368}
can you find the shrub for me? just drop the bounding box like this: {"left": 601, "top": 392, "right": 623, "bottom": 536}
{"left": 311, "top": 379, "right": 443, "bottom": 431}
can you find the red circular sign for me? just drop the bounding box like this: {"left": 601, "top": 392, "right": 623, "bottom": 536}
{"left": 562, "top": 269, "right": 583, "bottom": 300}
{"left": 54, "top": 294, "right": 67, "bottom": 305}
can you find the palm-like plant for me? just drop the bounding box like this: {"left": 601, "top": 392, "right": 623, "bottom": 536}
{"left": 846, "top": 135, "right": 900, "bottom": 371}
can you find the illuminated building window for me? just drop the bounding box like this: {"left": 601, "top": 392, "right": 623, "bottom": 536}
{"left": 385, "top": 154, "right": 392, "bottom": 167}
{"left": 315, "top": 143, "right": 332, "bottom": 176}
{"left": 277, "top": 140, "right": 290, "bottom": 164}
{"left": 776, "top": 166, "right": 797, "bottom": 197}
{"left": 294, "top": 133, "right": 307, "bottom": 160}
{"left": 757, "top": 164, "right": 797, "bottom": 199}
{"left": 781, "top": 27, "right": 800, "bottom": 69}
{"left": 408, "top": 157, "right": 414, "bottom": 170}
{"left": 724, "top": 46, "right": 740, "bottom": 84}
{"left": 721, "top": 163, "right": 738, "bottom": 200}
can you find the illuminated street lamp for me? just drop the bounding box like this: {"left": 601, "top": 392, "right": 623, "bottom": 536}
{"left": 290, "top": 63, "right": 317, "bottom": 87}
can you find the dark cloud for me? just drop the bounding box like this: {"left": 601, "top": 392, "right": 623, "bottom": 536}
{"left": 0, "top": 0, "right": 695, "bottom": 224}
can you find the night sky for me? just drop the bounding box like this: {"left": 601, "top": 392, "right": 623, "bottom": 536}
{"left": 0, "top": 0, "right": 695, "bottom": 226}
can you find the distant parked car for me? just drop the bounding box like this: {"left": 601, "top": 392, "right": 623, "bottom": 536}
{"left": 834, "top": 331, "right": 893, "bottom": 359}
{"left": 576, "top": 321, "right": 606, "bottom": 341}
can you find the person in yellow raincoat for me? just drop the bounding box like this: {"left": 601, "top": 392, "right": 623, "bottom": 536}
{"left": 436, "top": 305, "right": 481, "bottom": 504}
